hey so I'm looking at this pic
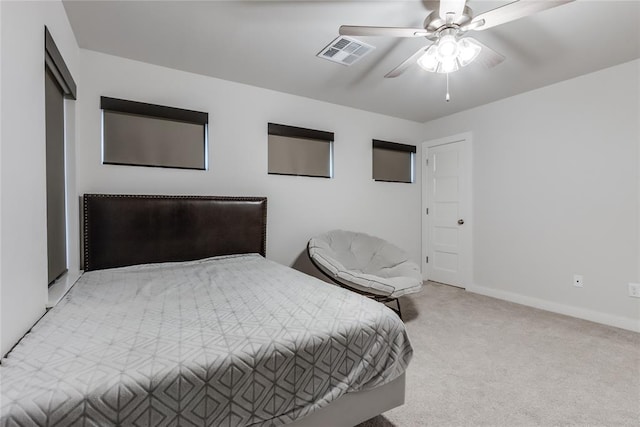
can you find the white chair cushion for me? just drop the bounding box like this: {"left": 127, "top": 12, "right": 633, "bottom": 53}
{"left": 308, "top": 230, "right": 423, "bottom": 298}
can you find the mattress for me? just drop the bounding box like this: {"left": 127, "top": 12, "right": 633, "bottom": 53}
{"left": 0, "top": 254, "right": 412, "bottom": 426}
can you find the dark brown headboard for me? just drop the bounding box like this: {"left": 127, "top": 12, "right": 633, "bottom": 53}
{"left": 83, "top": 194, "right": 267, "bottom": 271}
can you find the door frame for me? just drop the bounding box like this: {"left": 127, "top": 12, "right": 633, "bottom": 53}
{"left": 421, "top": 132, "right": 473, "bottom": 288}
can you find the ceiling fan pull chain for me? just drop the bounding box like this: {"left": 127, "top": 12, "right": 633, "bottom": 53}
{"left": 446, "top": 73, "right": 451, "bottom": 102}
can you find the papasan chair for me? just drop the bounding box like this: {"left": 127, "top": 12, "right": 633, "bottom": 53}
{"left": 307, "top": 230, "right": 423, "bottom": 319}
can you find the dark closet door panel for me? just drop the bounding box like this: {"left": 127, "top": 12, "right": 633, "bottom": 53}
{"left": 45, "top": 68, "right": 67, "bottom": 283}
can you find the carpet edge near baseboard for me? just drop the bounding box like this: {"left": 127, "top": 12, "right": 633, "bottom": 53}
{"left": 465, "top": 284, "right": 640, "bottom": 333}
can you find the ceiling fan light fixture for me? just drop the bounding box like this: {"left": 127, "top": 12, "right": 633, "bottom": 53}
{"left": 417, "top": 45, "right": 439, "bottom": 72}
{"left": 438, "top": 58, "right": 459, "bottom": 74}
{"left": 436, "top": 34, "right": 458, "bottom": 60}
{"left": 458, "top": 38, "right": 482, "bottom": 67}
{"left": 417, "top": 35, "right": 482, "bottom": 74}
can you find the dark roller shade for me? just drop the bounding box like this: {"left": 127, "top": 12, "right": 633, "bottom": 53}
{"left": 45, "top": 68, "right": 67, "bottom": 284}
{"left": 267, "top": 123, "right": 333, "bottom": 178}
{"left": 267, "top": 123, "right": 333, "bottom": 141}
{"left": 268, "top": 135, "right": 332, "bottom": 177}
{"left": 101, "top": 97, "right": 208, "bottom": 125}
{"left": 101, "top": 97, "right": 208, "bottom": 170}
{"left": 372, "top": 140, "right": 415, "bottom": 183}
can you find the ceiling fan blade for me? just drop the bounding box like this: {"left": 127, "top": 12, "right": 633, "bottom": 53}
{"left": 469, "top": 0, "right": 574, "bottom": 31}
{"left": 439, "top": 0, "right": 467, "bottom": 21}
{"left": 339, "top": 25, "right": 433, "bottom": 38}
{"left": 467, "top": 38, "right": 505, "bottom": 69}
{"left": 384, "top": 45, "right": 432, "bottom": 78}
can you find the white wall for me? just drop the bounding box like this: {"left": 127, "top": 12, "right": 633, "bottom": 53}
{"left": 0, "top": 1, "right": 80, "bottom": 356}
{"left": 422, "top": 60, "right": 640, "bottom": 330}
{"left": 76, "top": 50, "right": 424, "bottom": 274}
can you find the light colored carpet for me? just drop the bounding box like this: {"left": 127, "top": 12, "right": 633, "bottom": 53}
{"left": 357, "top": 282, "right": 640, "bottom": 426}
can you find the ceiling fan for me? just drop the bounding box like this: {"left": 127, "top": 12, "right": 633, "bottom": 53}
{"left": 340, "top": 0, "right": 575, "bottom": 83}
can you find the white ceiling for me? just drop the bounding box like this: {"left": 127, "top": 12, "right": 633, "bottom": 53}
{"left": 62, "top": 0, "right": 640, "bottom": 123}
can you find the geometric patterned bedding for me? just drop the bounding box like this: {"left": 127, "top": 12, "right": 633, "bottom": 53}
{"left": 0, "top": 254, "right": 412, "bottom": 426}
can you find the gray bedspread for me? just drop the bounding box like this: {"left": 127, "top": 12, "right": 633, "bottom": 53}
{"left": 1, "top": 254, "right": 412, "bottom": 426}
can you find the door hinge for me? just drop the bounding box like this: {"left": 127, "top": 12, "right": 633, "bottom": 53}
{"left": 426, "top": 158, "right": 429, "bottom": 166}
{"left": 426, "top": 256, "right": 429, "bottom": 263}
{"left": 426, "top": 208, "right": 429, "bottom": 215}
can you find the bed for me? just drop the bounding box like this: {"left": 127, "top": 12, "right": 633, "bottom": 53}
{"left": 0, "top": 194, "right": 412, "bottom": 426}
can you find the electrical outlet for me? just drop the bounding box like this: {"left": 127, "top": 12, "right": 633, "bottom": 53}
{"left": 629, "top": 283, "right": 640, "bottom": 298}
{"left": 573, "top": 274, "right": 583, "bottom": 288}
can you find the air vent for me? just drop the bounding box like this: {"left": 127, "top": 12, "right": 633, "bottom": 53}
{"left": 317, "top": 36, "right": 375, "bottom": 66}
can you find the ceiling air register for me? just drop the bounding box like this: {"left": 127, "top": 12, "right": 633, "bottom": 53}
{"left": 317, "top": 36, "right": 375, "bottom": 66}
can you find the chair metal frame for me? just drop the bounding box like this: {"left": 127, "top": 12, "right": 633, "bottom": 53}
{"left": 307, "top": 242, "right": 404, "bottom": 319}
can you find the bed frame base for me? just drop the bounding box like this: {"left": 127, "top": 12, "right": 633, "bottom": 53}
{"left": 290, "top": 373, "right": 406, "bottom": 427}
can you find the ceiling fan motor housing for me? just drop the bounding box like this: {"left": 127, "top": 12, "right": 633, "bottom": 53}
{"left": 423, "top": 5, "right": 474, "bottom": 40}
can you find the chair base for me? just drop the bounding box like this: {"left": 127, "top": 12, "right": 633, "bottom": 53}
{"left": 313, "top": 267, "right": 404, "bottom": 319}
{"left": 307, "top": 242, "right": 407, "bottom": 320}
{"left": 337, "top": 284, "right": 403, "bottom": 320}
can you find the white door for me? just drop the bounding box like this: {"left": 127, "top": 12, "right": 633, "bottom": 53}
{"left": 422, "top": 135, "right": 471, "bottom": 288}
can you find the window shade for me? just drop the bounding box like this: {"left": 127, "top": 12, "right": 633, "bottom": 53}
{"left": 372, "top": 139, "right": 416, "bottom": 183}
{"left": 267, "top": 123, "right": 333, "bottom": 178}
{"left": 101, "top": 97, "right": 208, "bottom": 170}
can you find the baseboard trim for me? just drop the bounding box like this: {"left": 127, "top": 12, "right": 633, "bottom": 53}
{"left": 47, "top": 270, "right": 82, "bottom": 308}
{"left": 465, "top": 284, "right": 640, "bottom": 333}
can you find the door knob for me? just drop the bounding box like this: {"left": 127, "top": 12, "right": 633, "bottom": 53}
{"left": 458, "top": 219, "right": 464, "bottom": 225}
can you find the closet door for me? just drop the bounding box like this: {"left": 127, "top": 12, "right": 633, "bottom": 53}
{"left": 45, "top": 67, "right": 67, "bottom": 284}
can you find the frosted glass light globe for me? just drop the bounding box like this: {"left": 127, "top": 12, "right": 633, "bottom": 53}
{"left": 439, "top": 58, "right": 459, "bottom": 73}
{"left": 417, "top": 46, "right": 439, "bottom": 72}
{"left": 458, "top": 38, "right": 482, "bottom": 67}
{"left": 436, "top": 35, "right": 458, "bottom": 60}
